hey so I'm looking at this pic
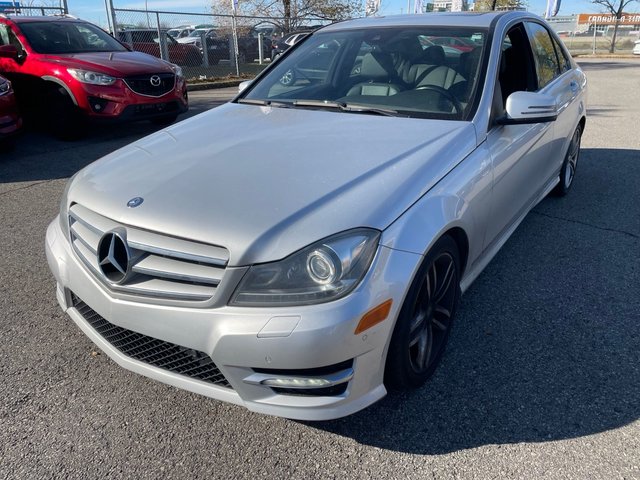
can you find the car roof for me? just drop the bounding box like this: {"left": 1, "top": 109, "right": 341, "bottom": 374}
{"left": 322, "top": 11, "right": 537, "bottom": 31}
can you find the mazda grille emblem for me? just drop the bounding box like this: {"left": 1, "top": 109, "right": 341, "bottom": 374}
{"left": 150, "top": 75, "right": 162, "bottom": 87}
{"left": 127, "top": 197, "right": 144, "bottom": 208}
{"left": 97, "top": 230, "right": 131, "bottom": 284}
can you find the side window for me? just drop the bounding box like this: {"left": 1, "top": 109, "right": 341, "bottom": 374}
{"left": 552, "top": 36, "right": 571, "bottom": 73}
{"left": 526, "top": 22, "right": 560, "bottom": 89}
{"left": 0, "top": 25, "right": 24, "bottom": 53}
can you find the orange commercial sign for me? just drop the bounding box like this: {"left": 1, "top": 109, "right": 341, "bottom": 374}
{"left": 577, "top": 13, "right": 640, "bottom": 25}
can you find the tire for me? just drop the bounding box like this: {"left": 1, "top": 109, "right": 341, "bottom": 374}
{"left": 150, "top": 114, "right": 178, "bottom": 126}
{"left": 385, "top": 235, "right": 461, "bottom": 390}
{"left": 553, "top": 124, "right": 582, "bottom": 197}
{"left": 49, "top": 88, "right": 85, "bottom": 141}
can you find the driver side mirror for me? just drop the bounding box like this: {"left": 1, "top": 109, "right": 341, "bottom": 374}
{"left": 497, "top": 91, "right": 558, "bottom": 125}
{"left": 238, "top": 80, "right": 252, "bottom": 93}
{"left": 0, "top": 44, "right": 19, "bottom": 61}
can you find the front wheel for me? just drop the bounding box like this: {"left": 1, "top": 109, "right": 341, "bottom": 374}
{"left": 385, "top": 235, "right": 461, "bottom": 389}
{"left": 553, "top": 125, "right": 582, "bottom": 196}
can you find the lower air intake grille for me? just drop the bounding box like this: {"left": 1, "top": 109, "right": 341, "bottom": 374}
{"left": 72, "top": 293, "right": 231, "bottom": 389}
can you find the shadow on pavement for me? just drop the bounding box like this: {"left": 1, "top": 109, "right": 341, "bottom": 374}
{"left": 307, "top": 147, "right": 639, "bottom": 454}
{"left": 0, "top": 96, "right": 227, "bottom": 184}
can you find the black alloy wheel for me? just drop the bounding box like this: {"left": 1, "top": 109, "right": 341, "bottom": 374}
{"left": 385, "top": 235, "right": 461, "bottom": 389}
{"left": 553, "top": 124, "right": 582, "bottom": 196}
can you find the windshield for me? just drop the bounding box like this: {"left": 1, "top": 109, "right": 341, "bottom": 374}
{"left": 241, "top": 26, "right": 487, "bottom": 120}
{"left": 188, "top": 29, "right": 209, "bottom": 37}
{"left": 167, "top": 29, "right": 180, "bottom": 38}
{"left": 20, "top": 21, "right": 127, "bottom": 54}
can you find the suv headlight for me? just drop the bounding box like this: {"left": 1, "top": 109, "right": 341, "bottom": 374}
{"left": 230, "top": 229, "right": 380, "bottom": 307}
{"left": 67, "top": 68, "right": 116, "bottom": 86}
{"left": 170, "top": 64, "right": 183, "bottom": 78}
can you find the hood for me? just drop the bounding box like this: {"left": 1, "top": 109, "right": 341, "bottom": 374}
{"left": 68, "top": 104, "right": 477, "bottom": 266}
{"left": 41, "top": 51, "right": 173, "bottom": 76}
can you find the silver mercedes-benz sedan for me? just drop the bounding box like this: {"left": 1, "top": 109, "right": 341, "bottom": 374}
{"left": 46, "top": 12, "right": 586, "bottom": 420}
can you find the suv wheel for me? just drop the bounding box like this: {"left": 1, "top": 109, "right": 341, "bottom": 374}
{"left": 49, "top": 87, "right": 84, "bottom": 140}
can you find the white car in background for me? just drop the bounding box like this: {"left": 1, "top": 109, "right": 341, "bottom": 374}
{"left": 633, "top": 39, "right": 640, "bottom": 55}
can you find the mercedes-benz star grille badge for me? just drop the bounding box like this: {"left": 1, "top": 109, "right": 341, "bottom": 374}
{"left": 127, "top": 197, "right": 144, "bottom": 208}
{"left": 150, "top": 75, "right": 161, "bottom": 87}
{"left": 97, "top": 229, "right": 131, "bottom": 284}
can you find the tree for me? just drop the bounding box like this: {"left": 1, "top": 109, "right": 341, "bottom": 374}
{"left": 212, "top": 0, "right": 362, "bottom": 32}
{"left": 473, "top": 0, "right": 525, "bottom": 11}
{"left": 592, "top": 0, "right": 639, "bottom": 53}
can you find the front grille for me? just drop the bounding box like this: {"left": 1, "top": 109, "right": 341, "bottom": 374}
{"left": 72, "top": 293, "right": 231, "bottom": 388}
{"left": 68, "top": 203, "right": 229, "bottom": 302}
{"left": 124, "top": 73, "right": 175, "bottom": 97}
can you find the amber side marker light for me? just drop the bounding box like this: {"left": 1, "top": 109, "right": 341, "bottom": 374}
{"left": 354, "top": 299, "right": 393, "bottom": 335}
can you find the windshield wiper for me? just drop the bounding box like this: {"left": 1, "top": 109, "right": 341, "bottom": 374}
{"left": 292, "top": 100, "right": 403, "bottom": 117}
{"left": 237, "top": 99, "right": 293, "bottom": 108}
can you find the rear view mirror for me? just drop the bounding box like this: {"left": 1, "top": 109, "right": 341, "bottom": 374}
{"left": 497, "top": 91, "right": 558, "bottom": 125}
{"left": 0, "top": 44, "right": 19, "bottom": 60}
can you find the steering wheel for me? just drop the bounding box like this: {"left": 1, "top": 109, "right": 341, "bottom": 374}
{"left": 415, "top": 84, "right": 462, "bottom": 114}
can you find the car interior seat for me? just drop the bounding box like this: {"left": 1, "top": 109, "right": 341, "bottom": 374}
{"left": 346, "top": 52, "right": 403, "bottom": 96}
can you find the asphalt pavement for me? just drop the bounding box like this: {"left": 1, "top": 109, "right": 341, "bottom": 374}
{"left": 0, "top": 59, "right": 638, "bottom": 479}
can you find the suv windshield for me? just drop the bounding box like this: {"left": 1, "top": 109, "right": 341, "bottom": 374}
{"left": 242, "top": 26, "right": 487, "bottom": 120}
{"left": 20, "top": 21, "right": 127, "bottom": 54}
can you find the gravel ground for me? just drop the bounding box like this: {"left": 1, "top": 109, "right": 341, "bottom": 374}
{"left": 0, "top": 60, "right": 638, "bottom": 479}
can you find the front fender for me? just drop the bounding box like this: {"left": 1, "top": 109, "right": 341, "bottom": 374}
{"left": 380, "top": 141, "right": 493, "bottom": 288}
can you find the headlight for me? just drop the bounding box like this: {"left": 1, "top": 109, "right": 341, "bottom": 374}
{"left": 0, "top": 78, "right": 11, "bottom": 96}
{"left": 230, "top": 228, "right": 380, "bottom": 307}
{"left": 170, "top": 64, "right": 183, "bottom": 78}
{"left": 67, "top": 68, "right": 116, "bottom": 86}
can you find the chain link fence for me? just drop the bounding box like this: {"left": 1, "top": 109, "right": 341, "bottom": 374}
{"left": 547, "top": 17, "right": 638, "bottom": 55}
{"left": 0, "top": 5, "right": 66, "bottom": 16}
{"left": 110, "top": 8, "right": 333, "bottom": 80}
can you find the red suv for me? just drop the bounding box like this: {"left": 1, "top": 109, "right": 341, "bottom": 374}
{"left": 0, "top": 15, "right": 188, "bottom": 138}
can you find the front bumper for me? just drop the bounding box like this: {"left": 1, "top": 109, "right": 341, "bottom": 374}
{"left": 45, "top": 217, "right": 421, "bottom": 420}
{"left": 72, "top": 78, "right": 189, "bottom": 121}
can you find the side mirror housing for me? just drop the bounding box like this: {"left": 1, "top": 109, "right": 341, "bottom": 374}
{"left": 0, "top": 44, "right": 19, "bottom": 61}
{"left": 238, "top": 80, "right": 252, "bottom": 93}
{"left": 497, "top": 91, "right": 558, "bottom": 125}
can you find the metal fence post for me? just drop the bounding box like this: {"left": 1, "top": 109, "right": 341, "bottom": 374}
{"left": 61, "top": 0, "right": 68, "bottom": 14}
{"left": 231, "top": 14, "right": 240, "bottom": 76}
{"left": 592, "top": 21, "right": 597, "bottom": 54}
{"left": 258, "top": 33, "right": 264, "bottom": 65}
{"left": 157, "top": 12, "right": 169, "bottom": 61}
{"left": 108, "top": 0, "right": 118, "bottom": 36}
{"left": 201, "top": 31, "right": 209, "bottom": 67}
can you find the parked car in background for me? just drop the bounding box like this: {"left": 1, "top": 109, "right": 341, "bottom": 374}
{"left": 0, "top": 15, "right": 188, "bottom": 138}
{"left": 270, "top": 30, "right": 311, "bottom": 59}
{"left": 429, "top": 35, "right": 478, "bottom": 52}
{"left": 47, "top": 12, "right": 586, "bottom": 420}
{"left": 167, "top": 26, "right": 194, "bottom": 39}
{"left": 634, "top": 39, "right": 640, "bottom": 55}
{"left": 181, "top": 26, "right": 272, "bottom": 63}
{"left": 0, "top": 73, "right": 22, "bottom": 148}
{"left": 117, "top": 29, "right": 202, "bottom": 66}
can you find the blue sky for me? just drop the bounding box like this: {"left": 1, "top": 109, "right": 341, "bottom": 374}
{"left": 68, "top": 0, "right": 618, "bottom": 28}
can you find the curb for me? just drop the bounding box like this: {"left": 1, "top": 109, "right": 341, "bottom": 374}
{"left": 186, "top": 80, "right": 246, "bottom": 91}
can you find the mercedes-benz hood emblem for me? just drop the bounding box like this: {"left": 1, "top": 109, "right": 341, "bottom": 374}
{"left": 97, "top": 229, "right": 131, "bottom": 284}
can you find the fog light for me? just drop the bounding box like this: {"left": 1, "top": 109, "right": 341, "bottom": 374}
{"left": 88, "top": 96, "right": 109, "bottom": 114}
